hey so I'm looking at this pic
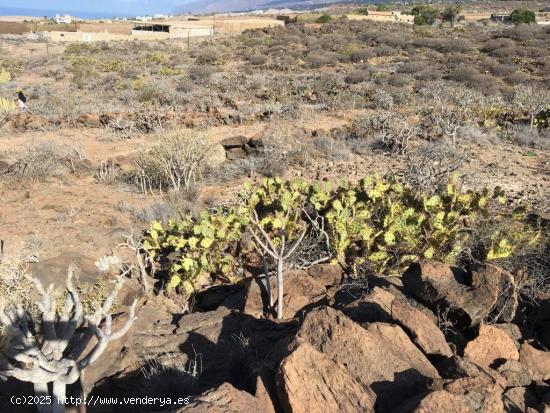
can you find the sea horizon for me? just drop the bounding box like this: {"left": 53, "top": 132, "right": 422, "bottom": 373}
{"left": 0, "top": 6, "right": 153, "bottom": 19}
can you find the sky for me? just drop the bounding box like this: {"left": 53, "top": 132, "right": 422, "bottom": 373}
{"left": 0, "top": 0, "right": 190, "bottom": 16}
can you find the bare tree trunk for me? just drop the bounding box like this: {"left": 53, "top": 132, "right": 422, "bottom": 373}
{"left": 276, "top": 257, "right": 284, "bottom": 319}
{"left": 530, "top": 114, "right": 535, "bottom": 129}
{"left": 52, "top": 381, "right": 66, "bottom": 413}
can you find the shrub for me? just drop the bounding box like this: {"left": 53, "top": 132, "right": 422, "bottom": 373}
{"left": 412, "top": 5, "right": 439, "bottom": 26}
{"left": 195, "top": 48, "right": 222, "bottom": 65}
{"left": 249, "top": 54, "right": 268, "bottom": 66}
{"left": 316, "top": 14, "right": 333, "bottom": 23}
{"left": 4, "top": 144, "right": 69, "bottom": 181}
{"left": 188, "top": 65, "right": 215, "bottom": 84}
{"left": 132, "top": 129, "right": 208, "bottom": 193}
{"left": 398, "top": 60, "right": 428, "bottom": 74}
{"left": 442, "top": 5, "right": 462, "bottom": 25}
{"left": 447, "top": 66, "right": 478, "bottom": 83}
{"left": 345, "top": 70, "right": 369, "bottom": 84}
{"left": 510, "top": 9, "right": 536, "bottom": 25}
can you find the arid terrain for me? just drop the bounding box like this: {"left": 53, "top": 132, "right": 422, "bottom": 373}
{"left": 0, "top": 3, "right": 549, "bottom": 413}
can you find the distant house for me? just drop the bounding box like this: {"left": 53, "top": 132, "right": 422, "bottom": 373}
{"left": 136, "top": 16, "right": 153, "bottom": 22}
{"left": 55, "top": 14, "right": 72, "bottom": 24}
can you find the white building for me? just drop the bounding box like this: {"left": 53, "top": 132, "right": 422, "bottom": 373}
{"left": 55, "top": 14, "right": 72, "bottom": 24}
{"left": 136, "top": 16, "right": 153, "bottom": 22}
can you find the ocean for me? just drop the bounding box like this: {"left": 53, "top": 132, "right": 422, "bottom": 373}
{"left": 0, "top": 6, "right": 133, "bottom": 19}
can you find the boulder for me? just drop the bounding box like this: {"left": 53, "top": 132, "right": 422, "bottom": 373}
{"left": 226, "top": 147, "right": 247, "bottom": 160}
{"left": 502, "top": 387, "right": 540, "bottom": 413}
{"left": 179, "top": 382, "right": 268, "bottom": 412}
{"left": 392, "top": 390, "right": 473, "bottom": 413}
{"left": 343, "top": 286, "right": 395, "bottom": 323}
{"left": 276, "top": 342, "right": 376, "bottom": 413}
{"left": 391, "top": 298, "right": 453, "bottom": 358}
{"left": 219, "top": 135, "right": 249, "bottom": 149}
{"left": 78, "top": 114, "right": 102, "bottom": 128}
{"left": 497, "top": 359, "right": 534, "bottom": 387}
{"left": 441, "top": 367, "right": 506, "bottom": 413}
{"left": 306, "top": 263, "right": 342, "bottom": 287}
{"left": 293, "top": 307, "right": 439, "bottom": 411}
{"left": 464, "top": 325, "right": 519, "bottom": 368}
{"left": 402, "top": 261, "right": 517, "bottom": 327}
{"left": 470, "top": 263, "right": 518, "bottom": 323}
{"left": 520, "top": 342, "right": 550, "bottom": 380}
{"left": 206, "top": 144, "right": 226, "bottom": 168}
{"left": 344, "top": 287, "right": 452, "bottom": 358}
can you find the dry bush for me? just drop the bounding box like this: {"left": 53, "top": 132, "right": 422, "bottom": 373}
{"left": 447, "top": 66, "right": 479, "bottom": 83}
{"left": 305, "top": 51, "right": 339, "bottom": 68}
{"left": 4, "top": 144, "right": 70, "bottom": 181}
{"left": 312, "top": 134, "right": 352, "bottom": 161}
{"left": 398, "top": 60, "right": 428, "bottom": 74}
{"left": 194, "top": 48, "right": 222, "bottom": 65}
{"left": 352, "top": 112, "right": 417, "bottom": 155}
{"left": 345, "top": 70, "right": 369, "bottom": 84}
{"left": 503, "top": 125, "right": 550, "bottom": 149}
{"left": 132, "top": 129, "right": 208, "bottom": 193}
{"left": 401, "top": 142, "right": 464, "bottom": 193}
{"left": 248, "top": 54, "right": 268, "bottom": 66}
{"left": 188, "top": 65, "right": 215, "bottom": 84}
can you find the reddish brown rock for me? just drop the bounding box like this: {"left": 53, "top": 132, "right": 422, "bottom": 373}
{"left": 442, "top": 367, "right": 506, "bottom": 413}
{"left": 219, "top": 135, "right": 249, "bottom": 148}
{"left": 226, "top": 147, "right": 247, "bottom": 160}
{"left": 497, "top": 359, "right": 534, "bottom": 387}
{"left": 344, "top": 287, "right": 452, "bottom": 358}
{"left": 502, "top": 387, "right": 540, "bottom": 413}
{"left": 464, "top": 325, "right": 519, "bottom": 368}
{"left": 307, "top": 263, "right": 342, "bottom": 287}
{"left": 403, "top": 261, "right": 518, "bottom": 327}
{"left": 294, "top": 307, "right": 439, "bottom": 411}
{"left": 520, "top": 342, "right": 550, "bottom": 380}
{"left": 392, "top": 390, "right": 473, "bottom": 413}
{"left": 179, "top": 383, "right": 268, "bottom": 412}
{"left": 78, "top": 113, "right": 102, "bottom": 128}
{"left": 277, "top": 342, "right": 376, "bottom": 413}
{"left": 391, "top": 298, "right": 453, "bottom": 358}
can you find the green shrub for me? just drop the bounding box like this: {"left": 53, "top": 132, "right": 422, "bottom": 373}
{"left": 534, "top": 105, "right": 550, "bottom": 128}
{"left": 510, "top": 8, "right": 536, "bottom": 25}
{"left": 412, "top": 5, "right": 439, "bottom": 25}
{"left": 316, "top": 14, "right": 333, "bottom": 23}
{"left": 141, "top": 176, "right": 539, "bottom": 295}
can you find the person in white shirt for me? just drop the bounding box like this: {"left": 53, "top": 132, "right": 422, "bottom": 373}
{"left": 16, "top": 89, "right": 26, "bottom": 113}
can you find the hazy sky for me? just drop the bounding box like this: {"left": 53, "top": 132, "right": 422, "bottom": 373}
{"left": 1, "top": 0, "right": 189, "bottom": 14}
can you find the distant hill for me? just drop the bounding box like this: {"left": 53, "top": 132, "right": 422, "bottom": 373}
{"left": 175, "top": 0, "right": 371, "bottom": 14}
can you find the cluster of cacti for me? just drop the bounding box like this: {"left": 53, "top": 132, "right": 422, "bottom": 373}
{"left": 141, "top": 176, "right": 539, "bottom": 294}
{"left": 142, "top": 209, "right": 249, "bottom": 294}
{"left": 0, "top": 68, "right": 11, "bottom": 84}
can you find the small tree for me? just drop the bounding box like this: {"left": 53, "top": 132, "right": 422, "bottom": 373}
{"left": 442, "top": 4, "right": 462, "bottom": 25}
{"left": 514, "top": 85, "right": 550, "bottom": 129}
{"left": 412, "top": 5, "right": 439, "bottom": 25}
{"left": 242, "top": 178, "right": 310, "bottom": 319}
{"left": 357, "top": 7, "right": 369, "bottom": 15}
{"left": 510, "top": 8, "right": 536, "bottom": 25}
{"left": 0, "top": 269, "right": 137, "bottom": 413}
